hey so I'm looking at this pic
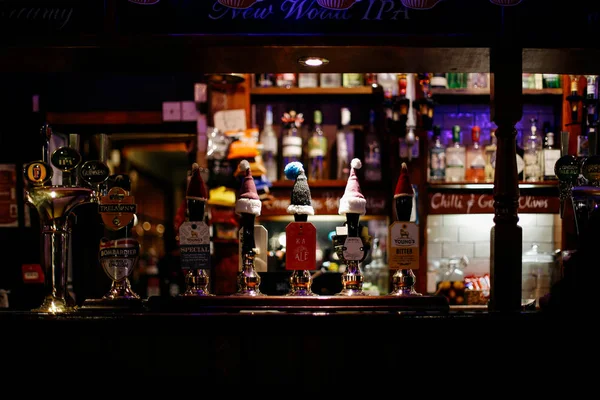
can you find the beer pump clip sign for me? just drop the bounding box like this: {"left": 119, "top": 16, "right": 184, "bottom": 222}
{"left": 99, "top": 187, "right": 137, "bottom": 231}
{"left": 388, "top": 221, "right": 419, "bottom": 269}
{"left": 285, "top": 222, "right": 317, "bottom": 270}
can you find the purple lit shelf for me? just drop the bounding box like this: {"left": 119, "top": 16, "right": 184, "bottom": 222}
{"left": 251, "top": 86, "right": 375, "bottom": 95}
{"left": 430, "top": 88, "right": 563, "bottom": 96}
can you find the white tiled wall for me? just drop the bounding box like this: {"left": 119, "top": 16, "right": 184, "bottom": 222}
{"left": 427, "top": 213, "right": 562, "bottom": 281}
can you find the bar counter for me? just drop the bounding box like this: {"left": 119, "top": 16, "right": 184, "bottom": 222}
{"left": 0, "top": 298, "right": 584, "bottom": 382}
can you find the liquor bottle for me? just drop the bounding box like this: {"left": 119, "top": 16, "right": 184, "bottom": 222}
{"left": 363, "top": 110, "right": 382, "bottom": 182}
{"left": 336, "top": 108, "right": 354, "bottom": 180}
{"left": 542, "top": 131, "right": 561, "bottom": 181}
{"left": 484, "top": 130, "right": 497, "bottom": 183}
{"left": 568, "top": 74, "right": 581, "bottom": 123}
{"left": 276, "top": 73, "right": 296, "bottom": 88}
{"left": 465, "top": 125, "right": 486, "bottom": 183}
{"left": 429, "top": 125, "right": 446, "bottom": 182}
{"left": 281, "top": 110, "right": 304, "bottom": 180}
{"left": 342, "top": 73, "right": 364, "bottom": 88}
{"left": 445, "top": 125, "right": 466, "bottom": 182}
{"left": 516, "top": 131, "right": 525, "bottom": 182}
{"left": 523, "top": 118, "right": 543, "bottom": 182}
{"left": 430, "top": 73, "right": 447, "bottom": 89}
{"left": 260, "top": 105, "right": 278, "bottom": 182}
{"left": 308, "top": 110, "right": 327, "bottom": 181}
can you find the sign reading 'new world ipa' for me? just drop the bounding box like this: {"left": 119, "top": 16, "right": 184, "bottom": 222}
{"left": 118, "top": 0, "right": 503, "bottom": 36}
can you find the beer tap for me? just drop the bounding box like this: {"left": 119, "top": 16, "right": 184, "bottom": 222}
{"left": 180, "top": 163, "right": 213, "bottom": 296}
{"left": 334, "top": 158, "right": 371, "bottom": 296}
{"left": 390, "top": 163, "right": 421, "bottom": 296}
{"left": 233, "top": 160, "right": 265, "bottom": 296}
{"left": 284, "top": 162, "right": 318, "bottom": 297}
{"left": 23, "top": 125, "right": 98, "bottom": 313}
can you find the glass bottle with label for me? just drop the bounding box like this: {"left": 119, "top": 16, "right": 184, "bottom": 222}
{"left": 484, "top": 129, "right": 497, "bottom": 183}
{"left": 466, "top": 125, "right": 486, "bottom": 183}
{"left": 429, "top": 125, "right": 446, "bottom": 182}
{"left": 445, "top": 125, "right": 466, "bottom": 182}
{"left": 524, "top": 118, "right": 543, "bottom": 182}
{"left": 281, "top": 110, "right": 304, "bottom": 180}
{"left": 516, "top": 131, "right": 525, "bottom": 182}
{"left": 364, "top": 110, "right": 382, "bottom": 182}
{"left": 308, "top": 110, "right": 327, "bottom": 181}
{"left": 542, "top": 131, "right": 561, "bottom": 181}
{"left": 342, "top": 73, "right": 364, "bottom": 88}
{"left": 336, "top": 108, "right": 354, "bottom": 180}
{"left": 260, "top": 105, "right": 278, "bottom": 182}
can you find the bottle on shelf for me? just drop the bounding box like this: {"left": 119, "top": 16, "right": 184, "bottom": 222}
{"left": 276, "top": 73, "right": 297, "bottom": 88}
{"left": 298, "top": 73, "right": 319, "bottom": 88}
{"left": 308, "top": 110, "right": 327, "bottom": 181}
{"left": 568, "top": 74, "right": 582, "bottom": 123}
{"left": 428, "top": 125, "right": 446, "bottom": 182}
{"left": 542, "top": 74, "right": 560, "bottom": 89}
{"left": 364, "top": 110, "right": 382, "bottom": 182}
{"left": 523, "top": 118, "right": 543, "bottom": 182}
{"left": 260, "top": 105, "right": 278, "bottom": 183}
{"left": 516, "top": 136, "right": 525, "bottom": 181}
{"left": 342, "top": 73, "right": 364, "bottom": 88}
{"left": 466, "top": 125, "right": 486, "bottom": 183}
{"left": 484, "top": 129, "right": 497, "bottom": 183}
{"left": 430, "top": 73, "right": 447, "bottom": 89}
{"left": 281, "top": 110, "right": 304, "bottom": 180}
{"left": 542, "top": 131, "right": 561, "bottom": 181}
{"left": 320, "top": 73, "right": 342, "bottom": 88}
{"left": 256, "top": 73, "right": 275, "bottom": 88}
{"left": 445, "top": 125, "right": 466, "bottom": 182}
{"left": 335, "top": 107, "right": 354, "bottom": 180}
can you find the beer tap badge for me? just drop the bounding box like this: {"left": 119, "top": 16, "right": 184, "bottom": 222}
{"left": 50, "top": 147, "right": 82, "bottom": 172}
{"left": 24, "top": 161, "right": 53, "bottom": 186}
{"left": 99, "top": 237, "right": 140, "bottom": 282}
{"left": 80, "top": 161, "right": 110, "bottom": 186}
{"left": 99, "top": 186, "right": 137, "bottom": 230}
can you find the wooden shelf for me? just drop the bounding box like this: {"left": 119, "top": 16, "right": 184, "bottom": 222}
{"left": 251, "top": 86, "right": 375, "bottom": 95}
{"left": 430, "top": 88, "right": 563, "bottom": 96}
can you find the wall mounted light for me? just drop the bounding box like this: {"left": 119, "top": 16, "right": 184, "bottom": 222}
{"left": 298, "top": 57, "right": 329, "bottom": 67}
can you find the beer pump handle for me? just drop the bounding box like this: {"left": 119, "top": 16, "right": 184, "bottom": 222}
{"left": 41, "top": 123, "right": 52, "bottom": 163}
{"left": 561, "top": 131, "right": 570, "bottom": 157}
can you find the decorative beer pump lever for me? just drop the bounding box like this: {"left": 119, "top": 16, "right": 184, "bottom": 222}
{"left": 389, "top": 162, "right": 421, "bottom": 296}
{"left": 284, "top": 162, "right": 318, "bottom": 296}
{"left": 179, "top": 163, "right": 213, "bottom": 296}
{"left": 333, "top": 158, "right": 372, "bottom": 296}
{"left": 233, "top": 160, "right": 265, "bottom": 296}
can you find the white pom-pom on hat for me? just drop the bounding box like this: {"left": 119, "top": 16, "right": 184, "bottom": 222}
{"left": 351, "top": 158, "right": 362, "bottom": 170}
{"left": 239, "top": 159, "right": 250, "bottom": 172}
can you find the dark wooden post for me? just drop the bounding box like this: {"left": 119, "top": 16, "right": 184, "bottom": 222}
{"left": 489, "top": 44, "right": 523, "bottom": 313}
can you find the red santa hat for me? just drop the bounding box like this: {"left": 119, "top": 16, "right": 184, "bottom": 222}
{"left": 338, "top": 158, "right": 366, "bottom": 216}
{"left": 394, "top": 162, "right": 414, "bottom": 198}
{"left": 186, "top": 163, "right": 208, "bottom": 201}
{"left": 235, "top": 159, "right": 262, "bottom": 216}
